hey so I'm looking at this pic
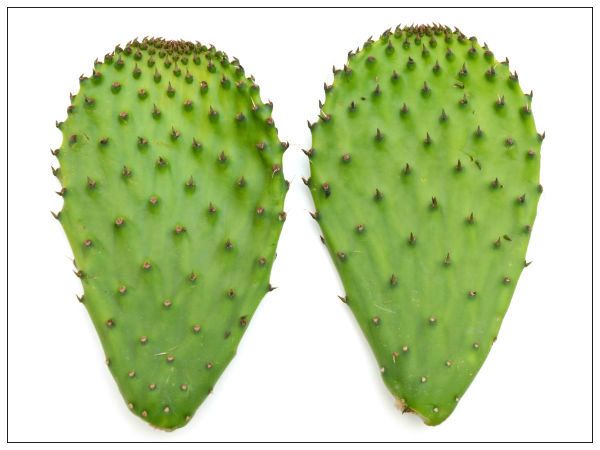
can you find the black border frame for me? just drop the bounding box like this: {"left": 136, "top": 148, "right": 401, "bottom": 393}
{"left": 5, "top": 5, "right": 594, "bottom": 445}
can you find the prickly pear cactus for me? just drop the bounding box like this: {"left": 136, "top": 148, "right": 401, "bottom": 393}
{"left": 53, "top": 38, "right": 287, "bottom": 430}
{"left": 309, "top": 25, "right": 542, "bottom": 425}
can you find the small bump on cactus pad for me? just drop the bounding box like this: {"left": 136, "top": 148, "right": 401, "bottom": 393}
{"left": 309, "top": 25, "right": 542, "bottom": 425}
{"left": 53, "top": 38, "right": 287, "bottom": 430}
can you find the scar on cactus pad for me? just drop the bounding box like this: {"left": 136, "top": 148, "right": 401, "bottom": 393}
{"left": 309, "top": 25, "right": 542, "bottom": 425}
{"left": 53, "top": 38, "right": 287, "bottom": 430}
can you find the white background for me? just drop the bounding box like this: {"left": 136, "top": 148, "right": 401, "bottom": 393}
{"left": 4, "top": 5, "right": 594, "bottom": 444}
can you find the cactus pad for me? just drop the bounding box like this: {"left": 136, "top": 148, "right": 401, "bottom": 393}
{"left": 309, "top": 25, "right": 542, "bottom": 425}
{"left": 54, "top": 38, "right": 287, "bottom": 430}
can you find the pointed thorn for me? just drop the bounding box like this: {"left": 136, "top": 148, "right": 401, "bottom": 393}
{"left": 444, "top": 253, "right": 451, "bottom": 265}
{"left": 302, "top": 148, "right": 314, "bottom": 158}
{"left": 424, "top": 132, "right": 432, "bottom": 145}
{"left": 408, "top": 232, "right": 416, "bottom": 245}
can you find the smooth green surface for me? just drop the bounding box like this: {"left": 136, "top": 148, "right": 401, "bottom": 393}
{"left": 55, "top": 38, "right": 287, "bottom": 430}
{"left": 310, "top": 25, "right": 541, "bottom": 425}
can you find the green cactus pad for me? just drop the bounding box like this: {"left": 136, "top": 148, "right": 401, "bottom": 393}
{"left": 309, "top": 25, "right": 542, "bottom": 425}
{"left": 54, "top": 38, "right": 287, "bottom": 430}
